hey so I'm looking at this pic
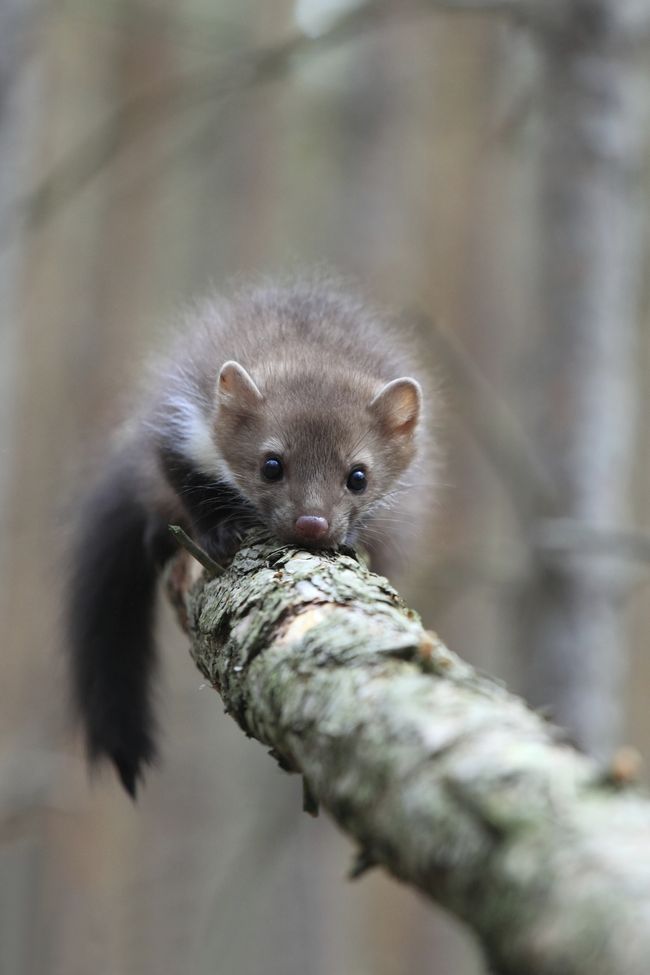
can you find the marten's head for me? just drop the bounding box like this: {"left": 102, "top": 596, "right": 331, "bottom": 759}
{"left": 214, "top": 360, "right": 422, "bottom": 549}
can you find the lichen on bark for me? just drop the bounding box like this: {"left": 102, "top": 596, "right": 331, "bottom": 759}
{"left": 170, "top": 529, "right": 650, "bottom": 975}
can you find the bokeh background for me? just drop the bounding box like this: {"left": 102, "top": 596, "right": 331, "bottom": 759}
{"left": 2, "top": 1, "right": 650, "bottom": 973}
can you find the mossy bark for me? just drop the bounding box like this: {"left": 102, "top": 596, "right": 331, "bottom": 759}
{"left": 170, "top": 529, "right": 650, "bottom": 975}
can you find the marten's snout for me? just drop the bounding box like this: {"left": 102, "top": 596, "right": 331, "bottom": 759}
{"left": 294, "top": 515, "right": 329, "bottom": 543}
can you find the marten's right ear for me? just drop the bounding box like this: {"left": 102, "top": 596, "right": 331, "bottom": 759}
{"left": 370, "top": 377, "right": 421, "bottom": 437}
{"left": 217, "top": 361, "right": 263, "bottom": 411}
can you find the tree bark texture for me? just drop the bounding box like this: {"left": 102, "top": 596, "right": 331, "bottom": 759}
{"left": 170, "top": 530, "right": 650, "bottom": 975}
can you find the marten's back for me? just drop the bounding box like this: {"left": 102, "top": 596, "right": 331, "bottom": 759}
{"left": 150, "top": 278, "right": 421, "bottom": 419}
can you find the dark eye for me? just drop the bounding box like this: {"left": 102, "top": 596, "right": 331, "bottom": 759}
{"left": 261, "top": 456, "right": 284, "bottom": 482}
{"left": 346, "top": 467, "right": 367, "bottom": 493}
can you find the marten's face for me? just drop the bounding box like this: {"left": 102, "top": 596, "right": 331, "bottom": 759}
{"left": 214, "top": 361, "right": 421, "bottom": 549}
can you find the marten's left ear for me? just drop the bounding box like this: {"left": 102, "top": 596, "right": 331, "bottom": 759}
{"left": 370, "top": 377, "right": 421, "bottom": 436}
{"left": 217, "top": 360, "right": 263, "bottom": 411}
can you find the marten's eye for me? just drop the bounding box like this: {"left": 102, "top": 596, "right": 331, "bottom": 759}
{"left": 261, "top": 456, "right": 284, "bottom": 482}
{"left": 346, "top": 467, "right": 367, "bottom": 493}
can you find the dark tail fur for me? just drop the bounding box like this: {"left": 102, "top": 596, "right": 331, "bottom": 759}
{"left": 66, "top": 451, "right": 173, "bottom": 797}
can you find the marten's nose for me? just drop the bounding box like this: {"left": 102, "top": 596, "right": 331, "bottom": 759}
{"left": 294, "top": 515, "right": 329, "bottom": 542}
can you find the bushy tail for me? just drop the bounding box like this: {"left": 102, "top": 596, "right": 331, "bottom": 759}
{"left": 66, "top": 452, "right": 172, "bottom": 797}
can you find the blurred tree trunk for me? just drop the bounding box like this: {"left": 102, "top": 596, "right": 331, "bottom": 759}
{"left": 523, "top": 2, "right": 649, "bottom": 754}
{"left": 0, "top": 5, "right": 49, "bottom": 975}
{"left": 0, "top": 0, "right": 37, "bottom": 581}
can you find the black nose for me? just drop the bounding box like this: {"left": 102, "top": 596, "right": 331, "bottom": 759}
{"left": 294, "top": 515, "right": 329, "bottom": 542}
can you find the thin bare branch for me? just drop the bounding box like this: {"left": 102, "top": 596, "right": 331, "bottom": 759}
{"left": 535, "top": 519, "right": 650, "bottom": 569}
{"left": 0, "top": 0, "right": 392, "bottom": 246}
{"left": 418, "top": 311, "right": 558, "bottom": 517}
{"left": 2, "top": 0, "right": 534, "bottom": 252}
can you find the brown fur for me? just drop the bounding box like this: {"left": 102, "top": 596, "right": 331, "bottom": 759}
{"left": 67, "top": 275, "right": 436, "bottom": 795}
{"left": 143, "top": 276, "right": 432, "bottom": 563}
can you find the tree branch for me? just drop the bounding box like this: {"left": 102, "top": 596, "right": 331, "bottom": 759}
{"left": 427, "top": 0, "right": 522, "bottom": 11}
{"left": 169, "top": 529, "right": 650, "bottom": 975}
{"left": 2, "top": 0, "right": 536, "bottom": 251}
{"left": 418, "top": 311, "right": 558, "bottom": 518}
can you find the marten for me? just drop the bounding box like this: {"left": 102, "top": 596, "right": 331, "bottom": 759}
{"left": 66, "top": 278, "right": 429, "bottom": 797}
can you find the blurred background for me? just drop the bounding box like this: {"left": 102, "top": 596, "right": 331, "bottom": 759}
{"left": 2, "top": 0, "right": 650, "bottom": 972}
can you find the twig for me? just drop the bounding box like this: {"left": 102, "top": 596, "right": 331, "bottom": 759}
{"left": 535, "top": 518, "right": 650, "bottom": 568}
{"left": 168, "top": 524, "right": 224, "bottom": 575}
{"left": 417, "top": 311, "right": 558, "bottom": 517}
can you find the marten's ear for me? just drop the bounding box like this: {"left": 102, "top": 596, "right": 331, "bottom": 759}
{"left": 370, "top": 377, "right": 421, "bottom": 436}
{"left": 217, "top": 361, "right": 263, "bottom": 410}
